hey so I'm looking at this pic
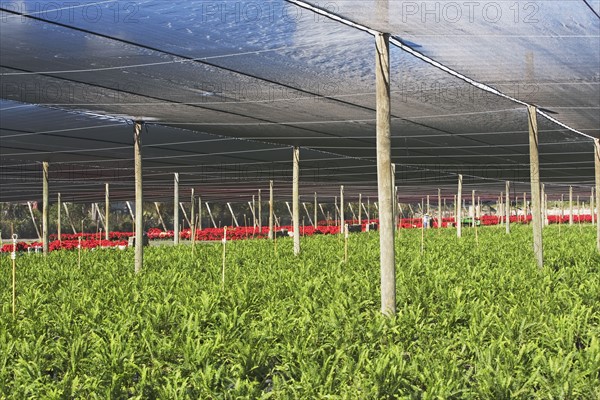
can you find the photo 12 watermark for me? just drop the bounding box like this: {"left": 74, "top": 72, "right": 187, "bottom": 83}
{"left": 398, "top": 1, "right": 540, "bottom": 24}
{"left": 1, "top": 1, "right": 140, "bottom": 24}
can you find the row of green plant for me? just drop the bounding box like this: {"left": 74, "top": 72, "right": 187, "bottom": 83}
{"left": 1, "top": 225, "right": 599, "bottom": 398}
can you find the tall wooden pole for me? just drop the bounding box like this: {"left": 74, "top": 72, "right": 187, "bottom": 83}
{"left": 595, "top": 139, "right": 600, "bottom": 251}
{"left": 105, "top": 183, "right": 110, "bottom": 240}
{"left": 569, "top": 186, "right": 574, "bottom": 225}
{"left": 252, "top": 195, "right": 256, "bottom": 228}
{"left": 154, "top": 202, "right": 167, "bottom": 232}
{"left": 340, "top": 185, "right": 345, "bottom": 230}
{"left": 42, "top": 161, "right": 49, "bottom": 255}
{"left": 269, "top": 180, "right": 274, "bottom": 239}
{"left": 258, "top": 189, "right": 262, "bottom": 229}
{"left": 292, "top": 147, "right": 300, "bottom": 255}
{"left": 457, "top": 174, "right": 462, "bottom": 238}
{"left": 134, "top": 121, "right": 143, "bottom": 274}
{"left": 190, "top": 188, "right": 195, "bottom": 243}
{"left": 358, "top": 193, "right": 362, "bottom": 224}
{"left": 471, "top": 190, "right": 476, "bottom": 228}
{"left": 505, "top": 181, "right": 510, "bottom": 234}
{"left": 314, "top": 192, "right": 318, "bottom": 228}
{"left": 57, "top": 192, "right": 62, "bottom": 242}
{"left": 528, "top": 105, "right": 543, "bottom": 268}
{"left": 174, "top": 173, "right": 179, "bottom": 245}
{"left": 198, "top": 195, "right": 202, "bottom": 231}
{"left": 437, "top": 189, "right": 442, "bottom": 228}
{"left": 376, "top": 32, "right": 396, "bottom": 316}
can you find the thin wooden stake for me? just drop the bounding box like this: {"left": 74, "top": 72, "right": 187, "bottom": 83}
{"left": 457, "top": 175, "right": 463, "bottom": 238}
{"left": 57, "top": 193, "right": 62, "bottom": 243}
{"left": 528, "top": 105, "right": 543, "bottom": 268}
{"left": 11, "top": 226, "right": 17, "bottom": 318}
{"left": 154, "top": 202, "right": 168, "bottom": 232}
{"left": 27, "top": 201, "right": 42, "bottom": 241}
{"left": 105, "top": 183, "right": 110, "bottom": 241}
{"left": 221, "top": 227, "right": 227, "bottom": 288}
{"left": 42, "top": 161, "right": 49, "bottom": 255}
{"left": 78, "top": 220, "right": 83, "bottom": 268}
{"left": 174, "top": 173, "right": 180, "bottom": 245}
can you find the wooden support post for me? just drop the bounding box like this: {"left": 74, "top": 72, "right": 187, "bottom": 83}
{"left": 134, "top": 121, "right": 143, "bottom": 274}
{"left": 569, "top": 186, "right": 574, "bottom": 225}
{"left": 154, "top": 202, "right": 167, "bottom": 232}
{"left": 320, "top": 203, "right": 328, "bottom": 221}
{"left": 376, "top": 32, "right": 396, "bottom": 316}
{"left": 42, "top": 161, "right": 49, "bottom": 255}
{"left": 302, "top": 203, "right": 314, "bottom": 227}
{"left": 426, "top": 195, "right": 430, "bottom": 215}
{"left": 528, "top": 105, "right": 543, "bottom": 268}
{"left": 179, "top": 203, "right": 191, "bottom": 227}
{"left": 472, "top": 190, "right": 476, "bottom": 228}
{"left": 314, "top": 192, "right": 318, "bottom": 228}
{"left": 258, "top": 189, "right": 262, "bottom": 229}
{"left": 174, "top": 173, "right": 179, "bottom": 245}
{"left": 126, "top": 201, "right": 135, "bottom": 223}
{"left": 340, "top": 185, "right": 345, "bottom": 231}
{"left": 198, "top": 195, "right": 202, "bottom": 231}
{"left": 62, "top": 203, "right": 77, "bottom": 234}
{"left": 505, "top": 181, "right": 510, "bottom": 234}
{"left": 227, "top": 203, "right": 239, "bottom": 227}
{"left": 358, "top": 193, "right": 362, "bottom": 224}
{"left": 457, "top": 175, "right": 463, "bottom": 238}
{"left": 595, "top": 139, "right": 600, "bottom": 251}
{"left": 57, "top": 193, "right": 62, "bottom": 242}
{"left": 252, "top": 195, "right": 256, "bottom": 228}
{"left": 104, "top": 183, "right": 110, "bottom": 240}
{"left": 577, "top": 195, "right": 580, "bottom": 223}
{"left": 437, "top": 188, "right": 442, "bottom": 228}
{"left": 349, "top": 203, "right": 357, "bottom": 221}
{"left": 269, "top": 180, "right": 274, "bottom": 239}
{"left": 190, "top": 188, "right": 195, "bottom": 243}
{"left": 206, "top": 202, "right": 217, "bottom": 228}
{"left": 94, "top": 202, "right": 106, "bottom": 230}
{"left": 361, "top": 202, "right": 369, "bottom": 222}
{"left": 292, "top": 147, "right": 300, "bottom": 255}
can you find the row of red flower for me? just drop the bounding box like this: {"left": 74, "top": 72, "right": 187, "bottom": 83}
{"left": 1, "top": 239, "right": 128, "bottom": 253}
{"left": 4, "top": 215, "right": 593, "bottom": 253}
{"left": 49, "top": 232, "right": 134, "bottom": 241}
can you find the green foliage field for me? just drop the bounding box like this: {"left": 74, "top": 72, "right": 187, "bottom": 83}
{"left": 1, "top": 225, "right": 599, "bottom": 399}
